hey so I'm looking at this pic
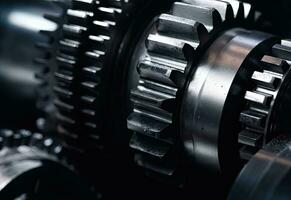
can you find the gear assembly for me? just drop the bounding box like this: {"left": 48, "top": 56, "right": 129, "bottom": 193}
{"left": 0, "top": 0, "right": 291, "bottom": 199}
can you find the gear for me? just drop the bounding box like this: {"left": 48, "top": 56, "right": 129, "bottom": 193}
{"left": 239, "top": 40, "right": 291, "bottom": 159}
{"left": 180, "top": 27, "right": 291, "bottom": 182}
{"left": 0, "top": 129, "right": 96, "bottom": 200}
{"left": 35, "top": 1, "right": 69, "bottom": 134}
{"left": 127, "top": 0, "right": 254, "bottom": 179}
{"left": 45, "top": 0, "right": 161, "bottom": 153}
{"left": 0, "top": 129, "right": 66, "bottom": 162}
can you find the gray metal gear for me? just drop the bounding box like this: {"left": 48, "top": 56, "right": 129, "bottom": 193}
{"left": 0, "top": 129, "right": 67, "bottom": 162}
{"left": 0, "top": 130, "right": 95, "bottom": 200}
{"left": 127, "top": 0, "right": 254, "bottom": 178}
{"left": 50, "top": 0, "right": 156, "bottom": 153}
{"left": 239, "top": 40, "right": 291, "bottom": 159}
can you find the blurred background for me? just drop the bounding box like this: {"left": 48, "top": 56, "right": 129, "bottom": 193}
{"left": 0, "top": 0, "right": 63, "bottom": 129}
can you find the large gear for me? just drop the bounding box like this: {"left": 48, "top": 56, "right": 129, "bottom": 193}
{"left": 35, "top": 1, "right": 69, "bottom": 134}
{"left": 127, "top": 0, "right": 254, "bottom": 179}
{"left": 47, "top": 0, "right": 165, "bottom": 153}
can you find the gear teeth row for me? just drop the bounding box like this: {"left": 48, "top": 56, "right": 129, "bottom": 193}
{"left": 128, "top": 0, "right": 252, "bottom": 178}
{"left": 0, "top": 129, "right": 66, "bottom": 160}
{"left": 36, "top": 2, "right": 68, "bottom": 133}
{"left": 239, "top": 40, "right": 291, "bottom": 160}
{"left": 53, "top": 0, "right": 129, "bottom": 151}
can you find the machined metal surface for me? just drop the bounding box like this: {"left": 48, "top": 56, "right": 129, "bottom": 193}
{"left": 229, "top": 135, "right": 291, "bottom": 200}
{"left": 127, "top": 0, "right": 254, "bottom": 180}
{"left": 181, "top": 29, "right": 277, "bottom": 172}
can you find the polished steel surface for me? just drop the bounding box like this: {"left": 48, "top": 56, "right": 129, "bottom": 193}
{"left": 181, "top": 28, "right": 275, "bottom": 172}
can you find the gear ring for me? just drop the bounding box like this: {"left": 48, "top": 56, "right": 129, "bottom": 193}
{"left": 127, "top": 0, "right": 254, "bottom": 179}
{"left": 0, "top": 130, "right": 95, "bottom": 200}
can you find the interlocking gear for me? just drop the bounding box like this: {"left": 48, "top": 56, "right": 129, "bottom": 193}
{"left": 239, "top": 40, "right": 291, "bottom": 159}
{"left": 127, "top": 0, "right": 254, "bottom": 179}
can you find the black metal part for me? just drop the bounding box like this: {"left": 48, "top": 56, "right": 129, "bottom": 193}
{"left": 181, "top": 28, "right": 277, "bottom": 174}
{"left": 0, "top": 0, "right": 64, "bottom": 129}
{"left": 228, "top": 135, "right": 291, "bottom": 200}
{"left": 0, "top": 148, "right": 95, "bottom": 200}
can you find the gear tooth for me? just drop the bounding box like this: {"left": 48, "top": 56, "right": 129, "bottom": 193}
{"left": 59, "top": 39, "right": 81, "bottom": 54}
{"left": 272, "top": 43, "right": 291, "bottom": 62}
{"left": 12, "top": 133, "right": 22, "bottom": 147}
{"left": 18, "top": 130, "right": 32, "bottom": 146}
{"left": 81, "top": 109, "right": 96, "bottom": 117}
{"left": 182, "top": 0, "right": 234, "bottom": 20}
{"left": 54, "top": 99, "right": 74, "bottom": 113}
{"left": 63, "top": 24, "right": 86, "bottom": 38}
{"left": 57, "top": 54, "right": 76, "bottom": 70}
{"left": 93, "top": 20, "right": 114, "bottom": 32}
{"left": 81, "top": 95, "right": 97, "bottom": 105}
{"left": 241, "top": 2, "right": 253, "bottom": 19}
{"left": 0, "top": 137, "right": 4, "bottom": 150}
{"left": 57, "top": 113, "right": 76, "bottom": 126}
{"left": 134, "top": 154, "right": 176, "bottom": 176}
{"left": 131, "top": 81, "right": 176, "bottom": 111}
{"left": 157, "top": 14, "right": 206, "bottom": 42}
{"left": 238, "top": 130, "right": 263, "bottom": 147}
{"left": 57, "top": 125, "right": 78, "bottom": 139}
{"left": 282, "top": 39, "right": 291, "bottom": 47}
{"left": 98, "top": 6, "right": 122, "bottom": 20}
{"left": 261, "top": 55, "right": 289, "bottom": 74}
{"left": 30, "top": 133, "right": 45, "bottom": 149}
{"left": 130, "top": 133, "right": 171, "bottom": 159}
{"left": 172, "top": 2, "right": 222, "bottom": 31}
{"left": 244, "top": 91, "right": 273, "bottom": 106}
{"left": 85, "top": 50, "right": 105, "bottom": 61}
{"left": 81, "top": 81, "right": 99, "bottom": 90}
{"left": 54, "top": 86, "right": 74, "bottom": 99}
{"left": 138, "top": 58, "right": 185, "bottom": 87}
{"left": 127, "top": 111, "right": 171, "bottom": 139}
{"left": 251, "top": 71, "right": 280, "bottom": 90}
{"left": 239, "top": 110, "right": 266, "bottom": 129}
{"left": 43, "top": 137, "right": 55, "bottom": 151}
{"left": 82, "top": 66, "right": 102, "bottom": 77}
{"left": 67, "top": 9, "right": 93, "bottom": 26}
{"left": 219, "top": 0, "right": 245, "bottom": 19}
{"left": 0, "top": 129, "right": 14, "bottom": 147}
{"left": 72, "top": 0, "right": 94, "bottom": 10}
{"left": 55, "top": 71, "right": 74, "bottom": 84}
{"left": 84, "top": 122, "right": 98, "bottom": 130}
{"left": 146, "top": 34, "right": 190, "bottom": 60}
{"left": 89, "top": 35, "right": 110, "bottom": 48}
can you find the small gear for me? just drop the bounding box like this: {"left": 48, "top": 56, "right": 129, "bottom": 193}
{"left": 239, "top": 40, "right": 291, "bottom": 159}
{"left": 127, "top": 0, "right": 254, "bottom": 180}
{"left": 0, "top": 130, "right": 96, "bottom": 200}
{"left": 0, "top": 129, "right": 67, "bottom": 162}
